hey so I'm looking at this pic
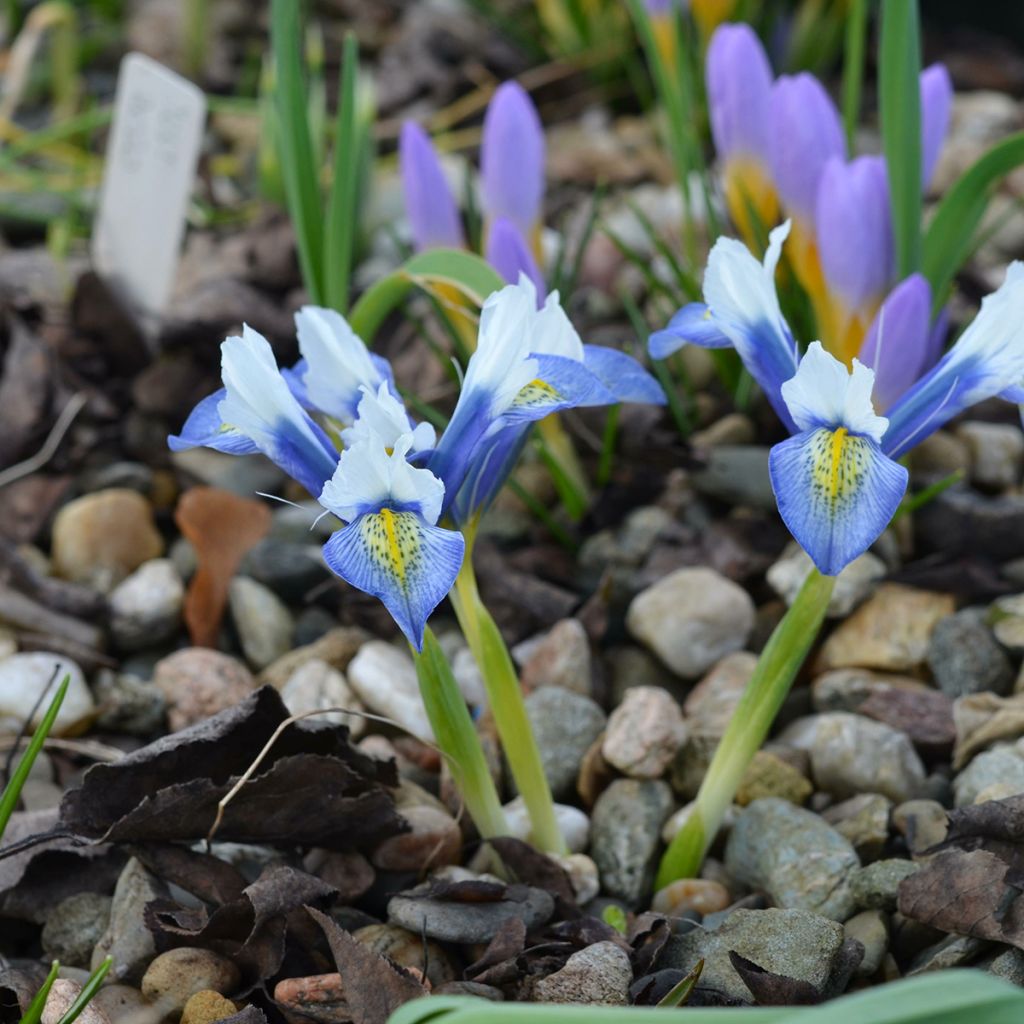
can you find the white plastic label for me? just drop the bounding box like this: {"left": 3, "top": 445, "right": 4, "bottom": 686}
{"left": 91, "top": 53, "right": 206, "bottom": 341}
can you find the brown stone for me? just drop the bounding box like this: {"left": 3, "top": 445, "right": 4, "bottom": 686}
{"left": 153, "top": 647, "right": 256, "bottom": 731}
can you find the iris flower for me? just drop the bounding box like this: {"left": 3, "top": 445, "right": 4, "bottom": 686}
{"left": 651, "top": 222, "right": 1024, "bottom": 576}
{"left": 170, "top": 279, "right": 662, "bottom": 648}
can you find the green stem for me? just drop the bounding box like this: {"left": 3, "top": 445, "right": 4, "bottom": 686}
{"left": 450, "top": 541, "right": 567, "bottom": 856}
{"left": 413, "top": 628, "right": 509, "bottom": 841}
{"left": 656, "top": 569, "right": 836, "bottom": 888}
{"left": 841, "top": 0, "right": 869, "bottom": 152}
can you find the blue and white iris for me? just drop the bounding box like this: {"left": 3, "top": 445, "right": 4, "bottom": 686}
{"left": 651, "top": 222, "right": 1024, "bottom": 576}
{"left": 169, "top": 278, "right": 664, "bottom": 648}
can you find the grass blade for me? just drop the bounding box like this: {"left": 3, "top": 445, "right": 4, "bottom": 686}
{"left": 323, "top": 31, "right": 360, "bottom": 313}
{"left": 879, "top": 0, "right": 922, "bottom": 278}
{"left": 19, "top": 961, "right": 60, "bottom": 1024}
{"left": 0, "top": 674, "right": 68, "bottom": 838}
{"left": 55, "top": 958, "right": 113, "bottom": 1024}
{"left": 270, "top": 0, "right": 325, "bottom": 303}
{"left": 841, "top": 0, "right": 869, "bottom": 152}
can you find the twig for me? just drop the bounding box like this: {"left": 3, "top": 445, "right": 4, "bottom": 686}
{"left": 0, "top": 391, "right": 88, "bottom": 490}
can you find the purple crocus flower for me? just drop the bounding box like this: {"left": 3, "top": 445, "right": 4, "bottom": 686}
{"left": 480, "top": 82, "right": 545, "bottom": 240}
{"left": 486, "top": 217, "right": 545, "bottom": 301}
{"left": 921, "top": 63, "right": 953, "bottom": 188}
{"left": 399, "top": 121, "right": 465, "bottom": 251}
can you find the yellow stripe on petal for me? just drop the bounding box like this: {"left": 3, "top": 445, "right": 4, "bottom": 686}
{"left": 512, "top": 377, "right": 563, "bottom": 412}
{"left": 360, "top": 508, "right": 424, "bottom": 586}
{"left": 809, "top": 426, "right": 872, "bottom": 510}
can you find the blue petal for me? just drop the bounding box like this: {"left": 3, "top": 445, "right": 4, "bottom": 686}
{"left": 499, "top": 353, "right": 615, "bottom": 423}
{"left": 769, "top": 427, "right": 908, "bottom": 576}
{"left": 168, "top": 389, "right": 260, "bottom": 456}
{"left": 649, "top": 303, "right": 732, "bottom": 360}
{"left": 582, "top": 345, "right": 666, "bottom": 405}
{"left": 1001, "top": 384, "right": 1024, "bottom": 404}
{"left": 451, "top": 424, "right": 530, "bottom": 526}
{"left": 322, "top": 509, "right": 465, "bottom": 651}
{"left": 281, "top": 360, "right": 312, "bottom": 409}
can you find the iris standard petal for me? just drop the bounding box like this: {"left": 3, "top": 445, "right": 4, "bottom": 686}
{"left": 706, "top": 23, "right": 774, "bottom": 163}
{"left": 486, "top": 217, "right": 546, "bottom": 299}
{"left": 340, "top": 383, "right": 436, "bottom": 454}
{"left": 769, "top": 74, "right": 846, "bottom": 223}
{"left": 399, "top": 121, "right": 465, "bottom": 250}
{"left": 702, "top": 221, "right": 801, "bottom": 430}
{"left": 649, "top": 302, "right": 732, "bottom": 359}
{"left": 480, "top": 82, "right": 545, "bottom": 238}
{"left": 217, "top": 327, "right": 339, "bottom": 497}
{"left": 815, "top": 155, "right": 893, "bottom": 312}
{"left": 883, "top": 262, "right": 1024, "bottom": 459}
{"left": 921, "top": 63, "right": 953, "bottom": 188}
{"left": 582, "top": 345, "right": 666, "bottom": 405}
{"left": 295, "top": 306, "right": 386, "bottom": 425}
{"left": 168, "top": 389, "right": 260, "bottom": 455}
{"left": 451, "top": 423, "right": 530, "bottom": 525}
{"left": 500, "top": 352, "right": 615, "bottom": 422}
{"left": 323, "top": 509, "right": 464, "bottom": 651}
{"left": 769, "top": 426, "right": 908, "bottom": 576}
{"left": 859, "top": 274, "right": 933, "bottom": 412}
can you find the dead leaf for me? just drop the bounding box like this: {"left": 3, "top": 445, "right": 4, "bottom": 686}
{"left": 726, "top": 952, "right": 823, "bottom": 1005}
{"left": 898, "top": 848, "right": 1024, "bottom": 949}
{"left": 305, "top": 906, "right": 426, "bottom": 1024}
{"left": 59, "top": 687, "right": 404, "bottom": 850}
{"left": 130, "top": 844, "right": 247, "bottom": 905}
{"left": 488, "top": 836, "right": 577, "bottom": 908}
{"left": 465, "top": 918, "right": 526, "bottom": 986}
{"left": 944, "top": 794, "right": 1024, "bottom": 845}
{"left": 0, "top": 315, "right": 54, "bottom": 468}
{"left": 629, "top": 912, "right": 671, "bottom": 977}
{"left": 175, "top": 488, "right": 271, "bottom": 647}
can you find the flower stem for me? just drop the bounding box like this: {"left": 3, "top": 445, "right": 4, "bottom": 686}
{"left": 450, "top": 546, "right": 568, "bottom": 856}
{"left": 655, "top": 568, "right": 836, "bottom": 888}
{"left": 413, "top": 627, "right": 509, "bottom": 841}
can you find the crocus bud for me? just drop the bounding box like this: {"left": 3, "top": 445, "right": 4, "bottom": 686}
{"left": 920, "top": 63, "right": 953, "bottom": 188}
{"left": 486, "top": 217, "right": 545, "bottom": 302}
{"left": 769, "top": 73, "right": 845, "bottom": 225}
{"left": 399, "top": 121, "right": 464, "bottom": 251}
{"left": 480, "top": 82, "right": 545, "bottom": 239}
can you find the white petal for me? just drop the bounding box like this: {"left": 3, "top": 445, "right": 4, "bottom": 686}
{"left": 531, "top": 288, "right": 585, "bottom": 362}
{"left": 341, "top": 383, "right": 435, "bottom": 453}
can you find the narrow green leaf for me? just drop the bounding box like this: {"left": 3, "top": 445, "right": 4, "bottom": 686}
{"left": 657, "top": 958, "right": 703, "bottom": 1007}
{"left": 19, "top": 961, "right": 60, "bottom": 1024}
{"left": 55, "top": 957, "right": 113, "bottom": 1024}
{"left": 0, "top": 675, "right": 68, "bottom": 839}
{"left": 596, "top": 404, "right": 619, "bottom": 487}
{"left": 323, "top": 31, "right": 360, "bottom": 313}
{"left": 923, "top": 131, "right": 1024, "bottom": 303}
{"left": 879, "top": 0, "right": 922, "bottom": 277}
{"left": 841, "top": 0, "right": 869, "bottom": 152}
{"left": 270, "top": 0, "right": 325, "bottom": 303}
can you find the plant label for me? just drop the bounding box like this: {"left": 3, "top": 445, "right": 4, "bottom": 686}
{"left": 91, "top": 53, "right": 205, "bottom": 343}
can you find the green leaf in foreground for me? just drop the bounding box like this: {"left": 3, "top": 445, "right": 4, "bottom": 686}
{"left": 55, "top": 958, "right": 113, "bottom": 1024}
{"left": 18, "top": 961, "right": 59, "bottom": 1024}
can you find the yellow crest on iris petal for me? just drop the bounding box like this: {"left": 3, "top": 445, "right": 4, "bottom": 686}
{"left": 359, "top": 508, "right": 423, "bottom": 584}
{"left": 808, "top": 426, "right": 872, "bottom": 509}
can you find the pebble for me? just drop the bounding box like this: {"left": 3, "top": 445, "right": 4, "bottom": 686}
{"left": 735, "top": 750, "right": 813, "bottom": 807}
{"left": 0, "top": 653, "right": 93, "bottom": 735}
{"left": 651, "top": 878, "right": 731, "bottom": 918}
{"left": 661, "top": 908, "right": 846, "bottom": 1003}
{"left": 293, "top": 606, "right": 339, "bottom": 647}
{"left": 590, "top": 778, "right": 674, "bottom": 907}
{"left": 92, "top": 858, "right": 167, "bottom": 981}
{"left": 909, "top": 933, "right": 989, "bottom": 974}
{"left": 353, "top": 924, "right": 456, "bottom": 987}
{"left": 810, "top": 668, "right": 928, "bottom": 714}
{"left": 347, "top": 640, "right": 434, "bottom": 742}
{"left": 626, "top": 567, "right": 754, "bottom": 678}
{"left": 767, "top": 544, "right": 885, "bottom": 619}
{"left": 93, "top": 670, "right": 166, "bottom": 735}
{"left": 519, "top": 618, "right": 593, "bottom": 695}
{"left": 691, "top": 445, "right": 776, "bottom": 510}
{"left": 259, "top": 626, "right": 368, "bottom": 687}
{"left": 534, "top": 942, "right": 632, "bottom": 1005}
{"left": 525, "top": 686, "right": 607, "bottom": 798}
{"left": 554, "top": 853, "right": 600, "bottom": 904}
{"left": 141, "top": 948, "right": 240, "bottom": 1012}
{"left": 952, "top": 691, "right": 1024, "bottom": 768}
{"left": 851, "top": 859, "right": 920, "bottom": 912}
{"left": 171, "top": 448, "right": 285, "bottom": 498}
{"left": 804, "top": 713, "right": 926, "bottom": 803}
{"left": 108, "top": 558, "right": 184, "bottom": 650}
{"left": 451, "top": 646, "right": 487, "bottom": 707}
{"left": 725, "top": 798, "right": 860, "bottom": 921}
{"left": 180, "top": 990, "right": 238, "bottom": 1024}
{"left": 228, "top": 576, "right": 295, "bottom": 671}
{"left": 987, "top": 947, "right": 1024, "bottom": 986}
{"left": 823, "top": 793, "right": 892, "bottom": 862}
{"left": 892, "top": 799, "right": 948, "bottom": 855}
{"left": 279, "top": 659, "right": 365, "bottom": 736}
{"left": 153, "top": 648, "right": 257, "bottom": 732}
{"left": 954, "top": 742, "right": 1024, "bottom": 805}
{"left": 916, "top": 487, "right": 1024, "bottom": 562}
{"left": 41, "top": 979, "right": 111, "bottom": 1024}
{"left": 273, "top": 973, "right": 347, "bottom": 1019}
{"left": 683, "top": 651, "right": 757, "bottom": 736}
{"left": 602, "top": 686, "right": 686, "bottom": 779}
{"left": 51, "top": 488, "right": 163, "bottom": 592}
{"left": 845, "top": 910, "right": 889, "bottom": 977}
{"left": 502, "top": 796, "right": 590, "bottom": 853}
{"left": 927, "top": 608, "right": 1014, "bottom": 698}
{"left": 956, "top": 421, "right": 1024, "bottom": 489}
{"left": 818, "top": 585, "right": 955, "bottom": 672}
{"left": 372, "top": 803, "right": 462, "bottom": 871}
{"left": 41, "top": 893, "right": 112, "bottom": 968}
{"left": 89, "top": 986, "right": 149, "bottom": 1021}
{"left": 909, "top": 430, "right": 971, "bottom": 478}
{"left": 239, "top": 538, "right": 329, "bottom": 603}
{"left": 690, "top": 412, "right": 756, "bottom": 447}
{"left": 388, "top": 881, "right": 555, "bottom": 943}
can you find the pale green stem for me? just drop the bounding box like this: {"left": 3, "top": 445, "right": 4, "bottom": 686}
{"left": 656, "top": 569, "right": 837, "bottom": 888}
{"left": 450, "top": 539, "right": 568, "bottom": 856}
{"left": 413, "top": 627, "right": 509, "bottom": 841}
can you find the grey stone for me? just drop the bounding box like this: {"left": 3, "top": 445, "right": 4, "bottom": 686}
{"left": 91, "top": 858, "right": 168, "bottom": 982}
{"left": 108, "top": 559, "right": 184, "bottom": 651}
{"left": 140, "top": 947, "right": 241, "bottom": 1011}
{"left": 348, "top": 640, "right": 433, "bottom": 742}
{"left": 986, "top": 946, "right": 1024, "bottom": 986}
{"left": 692, "top": 445, "right": 776, "bottom": 510}
{"left": 957, "top": 421, "right": 1024, "bottom": 490}
{"left": 724, "top": 798, "right": 860, "bottom": 921}
{"left": 892, "top": 799, "right": 948, "bottom": 855}
{"left": 909, "top": 933, "right": 990, "bottom": 974}
{"left": 228, "top": 576, "right": 295, "bottom": 671}
{"left": 954, "top": 743, "right": 1024, "bottom": 806}
{"left": 525, "top": 686, "right": 607, "bottom": 798}
{"left": 823, "top": 793, "right": 892, "bottom": 862}
{"left": 534, "top": 941, "right": 632, "bottom": 1005}
{"left": 591, "top": 779, "right": 674, "bottom": 908}
{"left": 93, "top": 670, "right": 167, "bottom": 735}
{"left": 602, "top": 685, "right": 687, "bottom": 779}
{"left": 240, "top": 539, "right": 330, "bottom": 603}
{"left": 851, "top": 859, "right": 920, "bottom": 912}
{"left": 388, "top": 882, "right": 554, "bottom": 943}
{"left": 928, "top": 608, "right": 1014, "bottom": 698}
{"left": 768, "top": 544, "right": 884, "bottom": 619}
{"left": 844, "top": 910, "right": 888, "bottom": 978}
{"left": 518, "top": 618, "right": 593, "bottom": 696}
{"left": 42, "top": 893, "right": 112, "bottom": 968}
{"left": 660, "top": 908, "right": 846, "bottom": 1003}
